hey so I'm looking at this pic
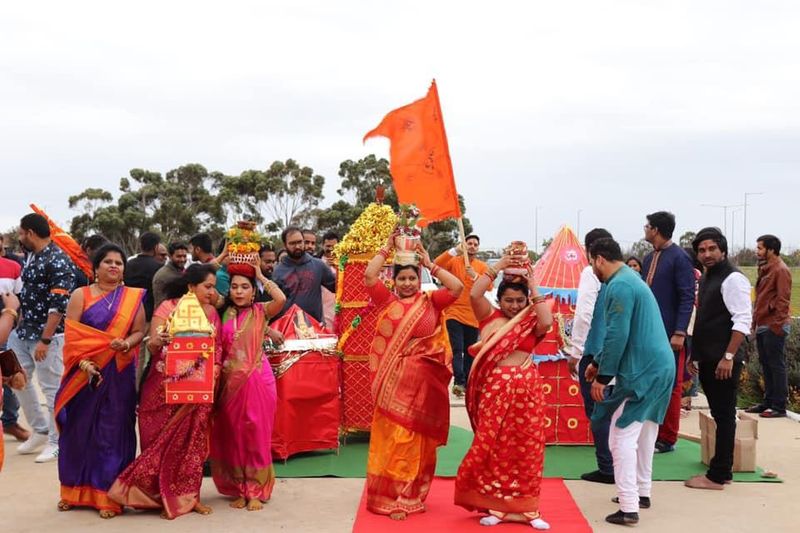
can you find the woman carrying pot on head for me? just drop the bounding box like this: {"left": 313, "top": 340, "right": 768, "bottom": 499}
{"left": 210, "top": 259, "right": 286, "bottom": 511}
{"left": 454, "top": 247, "right": 554, "bottom": 530}
{"left": 364, "top": 230, "right": 464, "bottom": 520}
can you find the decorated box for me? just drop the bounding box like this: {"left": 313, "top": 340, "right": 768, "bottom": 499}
{"left": 164, "top": 292, "right": 216, "bottom": 404}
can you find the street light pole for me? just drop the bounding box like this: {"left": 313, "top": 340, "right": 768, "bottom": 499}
{"left": 700, "top": 203, "right": 743, "bottom": 236}
{"left": 730, "top": 207, "right": 743, "bottom": 252}
{"left": 534, "top": 206, "right": 543, "bottom": 254}
{"left": 577, "top": 209, "right": 583, "bottom": 240}
{"left": 743, "top": 192, "right": 764, "bottom": 251}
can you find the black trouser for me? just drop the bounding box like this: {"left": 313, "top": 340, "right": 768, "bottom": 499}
{"left": 756, "top": 328, "right": 789, "bottom": 412}
{"left": 446, "top": 319, "right": 479, "bottom": 387}
{"left": 698, "top": 359, "right": 743, "bottom": 484}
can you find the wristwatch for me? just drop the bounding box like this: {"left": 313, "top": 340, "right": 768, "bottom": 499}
{"left": 40, "top": 337, "right": 52, "bottom": 345}
{"left": 724, "top": 352, "right": 734, "bottom": 361}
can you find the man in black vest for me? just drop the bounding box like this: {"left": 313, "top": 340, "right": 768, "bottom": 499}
{"left": 685, "top": 227, "right": 752, "bottom": 490}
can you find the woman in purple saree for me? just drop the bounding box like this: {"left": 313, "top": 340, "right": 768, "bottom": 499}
{"left": 55, "top": 244, "right": 146, "bottom": 519}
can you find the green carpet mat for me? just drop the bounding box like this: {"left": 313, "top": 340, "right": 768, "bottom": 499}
{"left": 273, "top": 426, "right": 780, "bottom": 482}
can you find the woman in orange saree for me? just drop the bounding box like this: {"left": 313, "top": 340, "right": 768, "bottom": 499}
{"left": 454, "top": 252, "right": 553, "bottom": 529}
{"left": 364, "top": 233, "right": 464, "bottom": 520}
{"left": 109, "top": 263, "right": 221, "bottom": 519}
{"left": 55, "top": 244, "right": 146, "bottom": 519}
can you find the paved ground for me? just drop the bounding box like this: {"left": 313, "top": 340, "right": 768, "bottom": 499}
{"left": 3, "top": 394, "right": 798, "bottom": 532}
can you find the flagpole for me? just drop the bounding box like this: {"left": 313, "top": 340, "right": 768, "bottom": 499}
{"left": 430, "top": 79, "right": 471, "bottom": 275}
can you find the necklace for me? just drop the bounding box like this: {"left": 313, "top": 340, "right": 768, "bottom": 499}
{"left": 232, "top": 308, "right": 252, "bottom": 341}
{"left": 97, "top": 284, "right": 118, "bottom": 310}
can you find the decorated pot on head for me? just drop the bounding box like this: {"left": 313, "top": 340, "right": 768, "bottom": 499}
{"left": 503, "top": 240, "right": 531, "bottom": 279}
{"left": 226, "top": 220, "right": 262, "bottom": 277}
{"left": 393, "top": 204, "right": 422, "bottom": 266}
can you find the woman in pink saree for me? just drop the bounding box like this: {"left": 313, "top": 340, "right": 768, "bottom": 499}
{"left": 210, "top": 263, "right": 286, "bottom": 511}
{"left": 109, "top": 264, "right": 221, "bottom": 519}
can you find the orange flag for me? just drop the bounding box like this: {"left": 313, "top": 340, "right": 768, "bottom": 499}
{"left": 364, "top": 80, "right": 461, "bottom": 225}
{"left": 29, "top": 204, "right": 93, "bottom": 279}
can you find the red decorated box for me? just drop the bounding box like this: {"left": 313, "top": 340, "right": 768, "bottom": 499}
{"left": 164, "top": 336, "right": 215, "bottom": 404}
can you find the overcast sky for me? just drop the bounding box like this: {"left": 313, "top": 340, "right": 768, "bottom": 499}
{"left": 2, "top": 1, "right": 798, "bottom": 253}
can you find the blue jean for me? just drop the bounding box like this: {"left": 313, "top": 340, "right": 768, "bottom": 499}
{"left": 579, "top": 356, "right": 614, "bottom": 475}
{"left": 2, "top": 385, "right": 20, "bottom": 425}
{"left": 446, "top": 319, "right": 479, "bottom": 387}
{"left": 756, "top": 326, "right": 790, "bottom": 412}
{"left": 8, "top": 330, "right": 64, "bottom": 445}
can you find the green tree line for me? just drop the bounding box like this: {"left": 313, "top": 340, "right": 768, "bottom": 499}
{"left": 64, "top": 155, "right": 472, "bottom": 258}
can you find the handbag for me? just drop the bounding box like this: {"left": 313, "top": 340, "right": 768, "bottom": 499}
{"left": 0, "top": 349, "right": 23, "bottom": 377}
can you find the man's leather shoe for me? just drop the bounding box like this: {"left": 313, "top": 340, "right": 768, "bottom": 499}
{"left": 580, "top": 470, "right": 615, "bottom": 484}
{"left": 3, "top": 422, "right": 31, "bottom": 442}
{"left": 605, "top": 510, "right": 639, "bottom": 525}
{"left": 744, "top": 404, "right": 767, "bottom": 414}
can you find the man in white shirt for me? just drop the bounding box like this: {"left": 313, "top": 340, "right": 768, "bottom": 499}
{"left": 569, "top": 228, "right": 615, "bottom": 484}
{"left": 685, "top": 227, "right": 753, "bottom": 490}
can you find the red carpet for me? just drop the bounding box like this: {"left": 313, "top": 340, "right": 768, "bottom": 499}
{"left": 353, "top": 477, "right": 591, "bottom": 532}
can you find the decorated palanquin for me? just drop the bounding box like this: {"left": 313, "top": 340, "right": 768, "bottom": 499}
{"left": 268, "top": 305, "right": 341, "bottom": 460}
{"left": 532, "top": 226, "right": 593, "bottom": 444}
{"left": 163, "top": 292, "right": 216, "bottom": 404}
{"left": 333, "top": 203, "right": 398, "bottom": 434}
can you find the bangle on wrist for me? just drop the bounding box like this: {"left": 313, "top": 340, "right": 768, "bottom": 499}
{"left": 485, "top": 266, "right": 498, "bottom": 280}
{"left": 430, "top": 264, "right": 440, "bottom": 276}
{"left": 40, "top": 337, "right": 52, "bottom": 345}
{"left": 1, "top": 308, "right": 18, "bottom": 320}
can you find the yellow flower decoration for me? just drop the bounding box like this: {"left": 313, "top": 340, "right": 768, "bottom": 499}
{"left": 333, "top": 203, "right": 398, "bottom": 259}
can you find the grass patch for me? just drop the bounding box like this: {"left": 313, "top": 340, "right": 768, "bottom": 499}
{"left": 739, "top": 266, "right": 800, "bottom": 316}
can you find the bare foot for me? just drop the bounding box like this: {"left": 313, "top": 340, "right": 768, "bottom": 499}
{"left": 99, "top": 510, "right": 117, "bottom": 519}
{"left": 193, "top": 501, "right": 213, "bottom": 515}
{"left": 57, "top": 500, "right": 72, "bottom": 512}
{"left": 229, "top": 497, "right": 247, "bottom": 509}
{"left": 160, "top": 510, "right": 175, "bottom": 520}
{"left": 389, "top": 511, "right": 407, "bottom": 521}
{"left": 246, "top": 499, "right": 263, "bottom": 512}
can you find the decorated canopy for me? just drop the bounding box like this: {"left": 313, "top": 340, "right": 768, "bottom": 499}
{"left": 533, "top": 225, "right": 588, "bottom": 305}
{"left": 531, "top": 226, "right": 593, "bottom": 444}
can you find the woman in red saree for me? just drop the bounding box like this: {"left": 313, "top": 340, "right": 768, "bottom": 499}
{"left": 210, "top": 263, "right": 286, "bottom": 511}
{"left": 454, "top": 253, "right": 553, "bottom": 529}
{"left": 109, "top": 263, "right": 221, "bottom": 519}
{"left": 364, "top": 233, "right": 464, "bottom": 520}
{"left": 55, "top": 244, "right": 146, "bottom": 519}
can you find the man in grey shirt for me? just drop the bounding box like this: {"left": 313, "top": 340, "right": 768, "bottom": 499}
{"left": 272, "top": 226, "right": 336, "bottom": 323}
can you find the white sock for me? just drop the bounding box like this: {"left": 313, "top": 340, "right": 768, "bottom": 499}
{"left": 530, "top": 517, "right": 550, "bottom": 530}
{"left": 480, "top": 515, "right": 502, "bottom": 526}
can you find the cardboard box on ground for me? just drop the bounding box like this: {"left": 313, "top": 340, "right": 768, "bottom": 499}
{"left": 699, "top": 411, "right": 758, "bottom": 472}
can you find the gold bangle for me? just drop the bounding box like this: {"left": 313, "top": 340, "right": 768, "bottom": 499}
{"left": 79, "top": 360, "right": 93, "bottom": 372}
{"left": 531, "top": 295, "right": 546, "bottom": 304}
{"left": 1, "top": 308, "right": 18, "bottom": 320}
{"left": 485, "top": 266, "right": 498, "bottom": 280}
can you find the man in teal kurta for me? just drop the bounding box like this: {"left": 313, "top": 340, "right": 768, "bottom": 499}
{"left": 584, "top": 238, "right": 674, "bottom": 527}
